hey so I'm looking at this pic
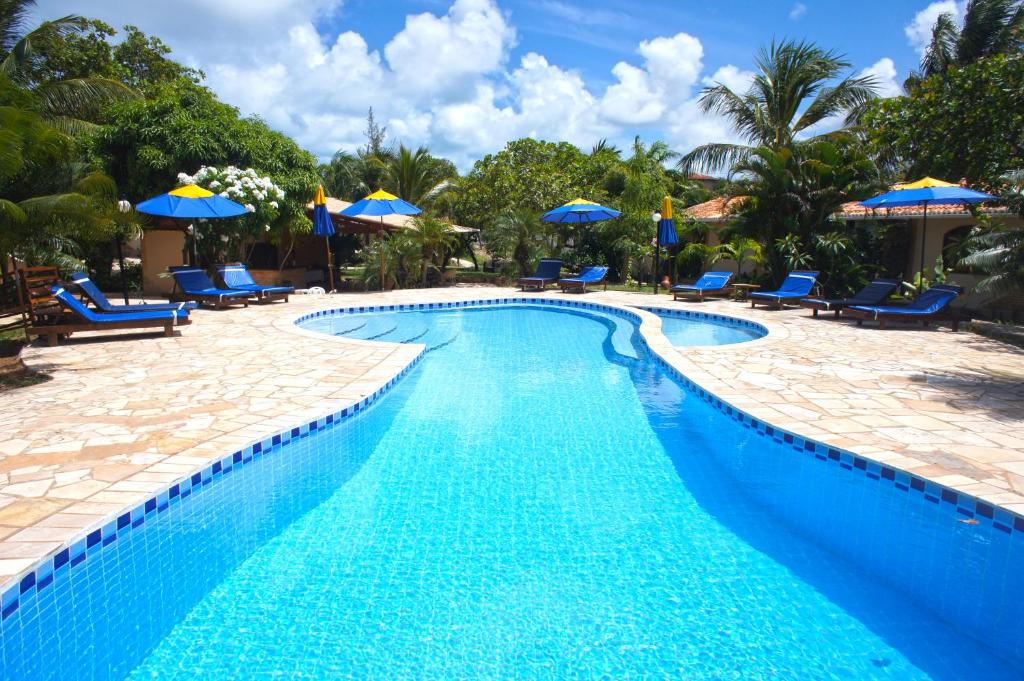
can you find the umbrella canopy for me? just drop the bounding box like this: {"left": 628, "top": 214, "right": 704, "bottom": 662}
{"left": 312, "top": 185, "right": 334, "bottom": 237}
{"left": 860, "top": 177, "right": 997, "bottom": 279}
{"left": 542, "top": 198, "right": 621, "bottom": 224}
{"left": 339, "top": 189, "right": 422, "bottom": 218}
{"left": 312, "top": 185, "right": 335, "bottom": 291}
{"left": 657, "top": 196, "right": 678, "bottom": 246}
{"left": 135, "top": 184, "right": 248, "bottom": 219}
{"left": 861, "top": 177, "right": 997, "bottom": 209}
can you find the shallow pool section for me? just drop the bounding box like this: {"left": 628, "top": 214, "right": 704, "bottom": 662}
{"left": 645, "top": 307, "right": 766, "bottom": 346}
{"left": 1, "top": 302, "right": 1022, "bottom": 680}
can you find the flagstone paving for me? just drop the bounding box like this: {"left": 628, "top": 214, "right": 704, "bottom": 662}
{"left": 1, "top": 285, "right": 1023, "bottom": 587}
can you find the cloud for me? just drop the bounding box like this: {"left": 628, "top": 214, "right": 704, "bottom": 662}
{"left": 600, "top": 33, "right": 704, "bottom": 125}
{"left": 702, "top": 65, "right": 756, "bottom": 94}
{"left": 905, "top": 1, "right": 965, "bottom": 56}
{"left": 859, "top": 57, "right": 903, "bottom": 98}
{"left": 789, "top": 2, "right": 807, "bottom": 20}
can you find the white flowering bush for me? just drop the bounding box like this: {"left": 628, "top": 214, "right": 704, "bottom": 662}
{"left": 177, "top": 166, "right": 287, "bottom": 263}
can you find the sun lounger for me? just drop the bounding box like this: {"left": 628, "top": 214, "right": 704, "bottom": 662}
{"left": 216, "top": 263, "right": 293, "bottom": 303}
{"left": 841, "top": 284, "right": 965, "bottom": 330}
{"left": 517, "top": 258, "right": 562, "bottom": 291}
{"left": 671, "top": 271, "right": 733, "bottom": 302}
{"left": 749, "top": 271, "right": 819, "bottom": 309}
{"left": 559, "top": 266, "right": 608, "bottom": 293}
{"left": 168, "top": 266, "right": 253, "bottom": 309}
{"left": 799, "top": 278, "right": 899, "bottom": 317}
{"left": 27, "top": 285, "right": 190, "bottom": 346}
{"left": 70, "top": 272, "right": 196, "bottom": 313}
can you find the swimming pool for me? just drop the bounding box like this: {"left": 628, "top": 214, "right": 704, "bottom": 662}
{"left": 2, "top": 300, "right": 1022, "bottom": 679}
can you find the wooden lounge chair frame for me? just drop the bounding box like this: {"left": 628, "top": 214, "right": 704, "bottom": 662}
{"left": 672, "top": 285, "right": 732, "bottom": 302}
{"left": 558, "top": 267, "right": 608, "bottom": 293}
{"left": 839, "top": 307, "right": 965, "bottom": 332}
{"left": 20, "top": 268, "right": 190, "bottom": 346}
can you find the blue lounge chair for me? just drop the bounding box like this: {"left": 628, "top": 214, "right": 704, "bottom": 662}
{"left": 799, "top": 278, "right": 900, "bottom": 317}
{"left": 70, "top": 272, "right": 196, "bottom": 314}
{"left": 168, "top": 266, "right": 253, "bottom": 309}
{"left": 671, "top": 271, "right": 733, "bottom": 302}
{"left": 28, "top": 285, "right": 191, "bottom": 346}
{"left": 842, "top": 284, "right": 964, "bottom": 330}
{"left": 559, "top": 265, "right": 608, "bottom": 293}
{"left": 517, "top": 258, "right": 562, "bottom": 291}
{"left": 216, "top": 263, "right": 293, "bottom": 303}
{"left": 749, "top": 271, "right": 819, "bottom": 309}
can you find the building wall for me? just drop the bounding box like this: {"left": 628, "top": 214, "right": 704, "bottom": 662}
{"left": 141, "top": 230, "right": 186, "bottom": 295}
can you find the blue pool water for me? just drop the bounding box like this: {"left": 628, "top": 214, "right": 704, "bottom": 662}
{"left": 655, "top": 312, "right": 764, "bottom": 346}
{"left": 2, "top": 303, "right": 1022, "bottom": 679}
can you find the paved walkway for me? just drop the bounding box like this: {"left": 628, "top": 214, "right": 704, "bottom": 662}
{"left": 1, "top": 286, "right": 1022, "bottom": 587}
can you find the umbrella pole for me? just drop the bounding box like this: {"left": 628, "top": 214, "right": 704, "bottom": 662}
{"left": 115, "top": 234, "right": 129, "bottom": 305}
{"left": 324, "top": 237, "right": 334, "bottom": 292}
{"left": 379, "top": 218, "right": 385, "bottom": 292}
{"left": 654, "top": 234, "right": 660, "bottom": 294}
{"left": 919, "top": 202, "right": 928, "bottom": 285}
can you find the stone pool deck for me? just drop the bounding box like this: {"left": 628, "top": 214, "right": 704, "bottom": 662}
{"left": 1, "top": 286, "right": 1023, "bottom": 586}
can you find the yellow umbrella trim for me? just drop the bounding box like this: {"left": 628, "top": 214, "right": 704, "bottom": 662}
{"left": 313, "top": 184, "right": 327, "bottom": 205}
{"left": 365, "top": 189, "right": 399, "bottom": 200}
{"left": 893, "top": 177, "right": 957, "bottom": 190}
{"left": 168, "top": 184, "right": 215, "bottom": 198}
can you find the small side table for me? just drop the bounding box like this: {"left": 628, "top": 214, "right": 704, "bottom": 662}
{"left": 731, "top": 283, "right": 761, "bottom": 300}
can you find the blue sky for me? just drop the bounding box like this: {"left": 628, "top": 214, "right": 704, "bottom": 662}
{"left": 42, "top": 0, "right": 960, "bottom": 170}
{"left": 337, "top": 0, "right": 920, "bottom": 87}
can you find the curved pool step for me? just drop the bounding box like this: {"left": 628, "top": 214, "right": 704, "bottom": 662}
{"left": 425, "top": 332, "right": 459, "bottom": 352}
{"left": 333, "top": 321, "right": 367, "bottom": 337}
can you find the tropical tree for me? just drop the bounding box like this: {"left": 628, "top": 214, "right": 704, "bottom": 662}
{"left": 598, "top": 137, "right": 674, "bottom": 282}
{"left": 484, "top": 208, "right": 549, "bottom": 277}
{"left": 410, "top": 214, "right": 459, "bottom": 286}
{"left": 960, "top": 170, "right": 1024, "bottom": 296}
{"left": 383, "top": 144, "right": 457, "bottom": 207}
{"left": 908, "top": 0, "right": 1024, "bottom": 86}
{"left": 725, "top": 138, "right": 878, "bottom": 286}
{"left": 0, "top": 77, "right": 128, "bottom": 272}
{"left": 710, "top": 237, "right": 764, "bottom": 274}
{"left": 865, "top": 54, "right": 1024, "bottom": 186}
{"left": 0, "top": 2, "right": 138, "bottom": 133}
{"left": 678, "top": 39, "right": 879, "bottom": 174}
{"left": 456, "top": 138, "right": 600, "bottom": 231}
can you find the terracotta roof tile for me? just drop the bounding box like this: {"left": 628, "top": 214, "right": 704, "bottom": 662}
{"left": 684, "top": 196, "right": 748, "bottom": 222}
{"left": 685, "top": 196, "right": 1008, "bottom": 222}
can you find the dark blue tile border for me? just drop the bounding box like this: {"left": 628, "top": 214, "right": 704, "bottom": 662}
{"left": 3, "top": 295, "right": 1021, "bottom": 623}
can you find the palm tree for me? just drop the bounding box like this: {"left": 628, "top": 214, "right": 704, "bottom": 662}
{"left": 909, "top": 0, "right": 1024, "bottom": 86}
{"left": 0, "top": 1, "right": 138, "bottom": 133}
{"left": 960, "top": 170, "right": 1024, "bottom": 296}
{"left": 678, "top": 39, "right": 878, "bottom": 174}
{"left": 383, "top": 144, "right": 457, "bottom": 207}
{"left": 410, "top": 214, "right": 458, "bottom": 286}
{"left": 486, "top": 209, "right": 548, "bottom": 276}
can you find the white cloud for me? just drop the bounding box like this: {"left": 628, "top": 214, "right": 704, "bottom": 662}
{"left": 905, "top": 1, "right": 965, "bottom": 56}
{"left": 859, "top": 57, "right": 903, "bottom": 98}
{"left": 600, "top": 33, "right": 703, "bottom": 125}
{"left": 789, "top": 2, "right": 807, "bottom": 20}
{"left": 384, "top": 0, "right": 516, "bottom": 100}
{"left": 702, "top": 65, "right": 756, "bottom": 94}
